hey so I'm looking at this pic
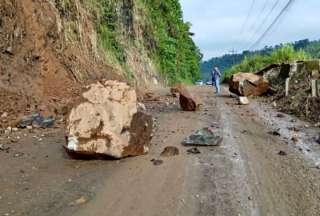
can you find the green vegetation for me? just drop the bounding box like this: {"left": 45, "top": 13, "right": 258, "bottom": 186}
{"left": 89, "top": 0, "right": 202, "bottom": 84}
{"left": 201, "top": 39, "right": 320, "bottom": 81}
{"left": 222, "top": 45, "right": 309, "bottom": 81}
{"left": 142, "top": 0, "right": 202, "bottom": 84}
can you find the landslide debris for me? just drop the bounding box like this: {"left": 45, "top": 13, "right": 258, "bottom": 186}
{"left": 229, "top": 72, "right": 269, "bottom": 97}
{"left": 65, "top": 80, "right": 153, "bottom": 159}
{"left": 260, "top": 61, "right": 320, "bottom": 123}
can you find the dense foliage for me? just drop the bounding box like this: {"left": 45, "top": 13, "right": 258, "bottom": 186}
{"left": 90, "top": 0, "right": 202, "bottom": 84}
{"left": 143, "top": 0, "right": 202, "bottom": 84}
{"left": 223, "top": 45, "right": 309, "bottom": 80}
{"left": 201, "top": 39, "right": 320, "bottom": 81}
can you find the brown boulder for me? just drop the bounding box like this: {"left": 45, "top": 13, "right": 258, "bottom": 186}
{"left": 179, "top": 87, "right": 201, "bottom": 111}
{"left": 229, "top": 72, "right": 269, "bottom": 96}
{"left": 170, "top": 83, "right": 186, "bottom": 97}
{"left": 65, "top": 80, "right": 153, "bottom": 159}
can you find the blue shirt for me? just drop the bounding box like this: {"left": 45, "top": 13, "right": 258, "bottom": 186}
{"left": 211, "top": 67, "right": 221, "bottom": 79}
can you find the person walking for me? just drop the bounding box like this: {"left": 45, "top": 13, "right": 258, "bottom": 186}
{"left": 211, "top": 66, "right": 222, "bottom": 95}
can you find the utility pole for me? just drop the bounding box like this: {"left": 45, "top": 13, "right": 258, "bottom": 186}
{"left": 229, "top": 49, "right": 237, "bottom": 65}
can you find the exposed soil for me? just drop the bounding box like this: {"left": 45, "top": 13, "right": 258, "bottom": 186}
{"left": 0, "top": 0, "right": 122, "bottom": 125}
{"left": 1, "top": 86, "right": 320, "bottom": 216}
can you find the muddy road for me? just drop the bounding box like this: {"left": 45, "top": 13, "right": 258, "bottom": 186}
{"left": 1, "top": 87, "right": 320, "bottom": 216}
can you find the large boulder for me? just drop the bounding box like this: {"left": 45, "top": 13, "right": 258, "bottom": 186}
{"left": 170, "top": 83, "right": 186, "bottom": 97}
{"left": 229, "top": 72, "right": 269, "bottom": 96}
{"left": 179, "top": 87, "right": 201, "bottom": 111}
{"left": 171, "top": 84, "right": 200, "bottom": 111}
{"left": 65, "top": 80, "right": 153, "bottom": 159}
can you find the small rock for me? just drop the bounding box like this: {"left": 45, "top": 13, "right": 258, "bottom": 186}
{"left": 272, "top": 102, "right": 277, "bottom": 108}
{"left": 4, "top": 46, "right": 13, "bottom": 55}
{"left": 137, "top": 102, "right": 146, "bottom": 111}
{"left": 239, "top": 97, "right": 249, "bottom": 105}
{"left": 276, "top": 113, "right": 285, "bottom": 118}
{"left": 268, "top": 130, "right": 280, "bottom": 136}
{"left": 278, "top": 150, "right": 287, "bottom": 156}
{"left": 1, "top": 112, "right": 8, "bottom": 118}
{"left": 288, "top": 127, "right": 300, "bottom": 132}
{"left": 69, "top": 196, "right": 88, "bottom": 206}
{"left": 314, "top": 122, "right": 320, "bottom": 128}
{"left": 7, "top": 127, "right": 12, "bottom": 133}
{"left": 160, "top": 146, "right": 179, "bottom": 157}
{"left": 14, "top": 152, "right": 24, "bottom": 158}
{"left": 187, "top": 147, "right": 201, "bottom": 154}
{"left": 0, "top": 144, "right": 10, "bottom": 152}
{"left": 151, "top": 159, "right": 163, "bottom": 166}
{"left": 12, "top": 128, "right": 18, "bottom": 132}
{"left": 26, "top": 126, "right": 33, "bottom": 130}
{"left": 182, "top": 127, "right": 223, "bottom": 146}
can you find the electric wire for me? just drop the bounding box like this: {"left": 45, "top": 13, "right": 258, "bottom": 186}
{"left": 249, "top": 0, "right": 295, "bottom": 50}
{"left": 240, "top": 0, "right": 256, "bottom": 34}
{"left": 254, "top": 0, "right": 281, "bottom": 36}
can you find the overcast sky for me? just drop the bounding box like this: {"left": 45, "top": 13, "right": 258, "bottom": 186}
{"left": 180, "top": 0, "right": 320, "bottom": 60}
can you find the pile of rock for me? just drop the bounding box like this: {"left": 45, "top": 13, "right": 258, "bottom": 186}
{"left": 65, "top": 80, "right": 153, "bottom": 159}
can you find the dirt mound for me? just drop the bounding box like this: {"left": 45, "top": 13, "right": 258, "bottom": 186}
{"left": 263, "top": 61, "right": 320, "bottom": 123}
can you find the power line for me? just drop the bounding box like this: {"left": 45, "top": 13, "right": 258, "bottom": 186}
{"left": 249, "top": 0, "right": 295, "bottom": 50}
{"left": 249, "top": 0, "right": 270, "bottom": 31}
{"left": 246, "top": 0, "right": 272, "bottom": 47}
{"left": 240, "top": 0, "right": 256, "bottom": 34}
{"left": 254, "top": 0, "right": 281, "bottom": 36}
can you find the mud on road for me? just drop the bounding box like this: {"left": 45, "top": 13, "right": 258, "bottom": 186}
{"left": 1, "top": 86, "right": 320, "bottom": 216}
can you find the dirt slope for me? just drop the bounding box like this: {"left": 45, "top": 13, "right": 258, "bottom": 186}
{"left": 1, "top": 86, "right": 320, "bottom": 216}
{"left": 0, "top": 0, "right": 167, "bottom": 126}
{"left": 0, "top": 0, "right": 119, "bottom": 122}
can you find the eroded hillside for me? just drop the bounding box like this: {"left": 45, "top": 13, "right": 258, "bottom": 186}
{"left": 0, "top": 0, "right": 201, "bottom": 124}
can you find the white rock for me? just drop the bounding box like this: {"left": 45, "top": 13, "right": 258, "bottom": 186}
{"left": 239, "top": 97, "right": 250, "bottom": 105}
{"left": 138, "top": 102, "right": 146, "bottom": 111}
{"left": 1, "top": 112, "right": 8, "bottom": 118}
{"left": 65, "top": 81, "right": 153, "bottom": 159}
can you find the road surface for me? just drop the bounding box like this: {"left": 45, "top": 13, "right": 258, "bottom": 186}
{"left": 1, "top": 86, "right": 320, "bottom": 216}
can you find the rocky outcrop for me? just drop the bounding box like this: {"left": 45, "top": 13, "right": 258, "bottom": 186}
{"left": 229, "top": 73, "right": 269, "bottom": 97}
{"left": 65, "top": 80, "right": 153, "bottom": 159}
